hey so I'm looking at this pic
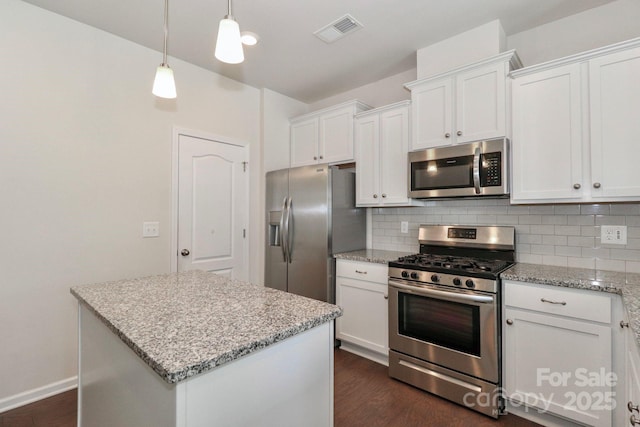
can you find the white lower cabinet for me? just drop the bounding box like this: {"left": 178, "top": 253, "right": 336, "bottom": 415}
{"left": 335, "top": 259, "right": 388, "bottom": 365}
{"left": 614, "top": 299, "right": 640, "bottom": 426}
{"left": 503, "top": 280, "right": 614, "bottom": 427}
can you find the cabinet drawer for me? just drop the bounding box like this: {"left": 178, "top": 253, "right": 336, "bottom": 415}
{"left": 336, "top": 260, "right": 388, "bottom": 284}
{"left": 504, "top": 280, "right": 611, "bottom": 323}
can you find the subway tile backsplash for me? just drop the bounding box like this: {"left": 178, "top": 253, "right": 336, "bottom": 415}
{"left": 370, "top": 199, "right": 640, "bottom": 273}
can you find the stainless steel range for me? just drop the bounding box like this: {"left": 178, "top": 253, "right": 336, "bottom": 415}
{"left": 388, "top": 225, "right": 515, "bottom": 418}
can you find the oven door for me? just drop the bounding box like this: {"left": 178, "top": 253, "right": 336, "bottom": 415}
{"left": 388, "top": 279, "right": 499, "bottom": 382}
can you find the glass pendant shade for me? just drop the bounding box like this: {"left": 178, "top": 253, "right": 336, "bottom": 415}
{"left": 152, "top": 64, "right": 177, "bottom": 99}
{"left": 215, "top": 17, "right": 244, "bottom": 64}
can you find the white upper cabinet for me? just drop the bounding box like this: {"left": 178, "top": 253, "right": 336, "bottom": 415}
{"left": 408, "top": 78, "right": 453, "bottom": 149}
{"left": 290, "top": 117, "right": 319, "bottom": 167}
{"left": 511, "top": 63, "right": 584, "bottom": 202}
{"left": 589, "top": 45, "right": 640, "bottom": 199}
{"left": 354, "top": 101, "right": 420, "bottom": 207}
{"left": 290, "top": 100, "right": 371, "bottom": 168}
{"left": 406, "top": 51, "right": 521, "bottom": 150}
{"left": 511, "top": 38, "right": 640, "bottom": 204}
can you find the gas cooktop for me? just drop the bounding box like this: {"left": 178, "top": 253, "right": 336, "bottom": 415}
{"left": 390, "top": 253, "right": 514, "bottom": 278}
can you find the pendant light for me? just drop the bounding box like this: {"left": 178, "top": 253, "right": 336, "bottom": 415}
{"left": 214, "top": 0, "right": 244, "bottom": 64}
{"left": 152, "top": 0, "right": 177, "bottom": 98}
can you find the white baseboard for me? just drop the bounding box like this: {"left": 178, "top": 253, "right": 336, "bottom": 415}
{"left": 504, "top": 400, "right": 582, "bottom": 427}
{"left": 0, "top": 376, "right": 77, "bottom": 413}
{"left": 339, "top": 341, "right": 389, "bottom": 366}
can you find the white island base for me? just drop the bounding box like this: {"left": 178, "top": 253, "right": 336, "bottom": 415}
{"left": 78, "top": 305, "right": 335, "bottom": 427}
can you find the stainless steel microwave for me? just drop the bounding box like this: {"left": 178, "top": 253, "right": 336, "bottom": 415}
{"left": 408, "top": 138, "right": 509, "bottom": 199}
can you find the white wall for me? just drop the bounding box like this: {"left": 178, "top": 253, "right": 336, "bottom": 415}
{"left": 417, "top": 20, "right": 506, "bottom": 79}
{"left": 308, "top": 68, "right": 415, "bottom": 111}
{"left": 508, "top": 0, "right": 640, "bottom": 67}
{"left": 0, "top": 0, "right": 261, "bottom": 407}
{"left": 262, "top": 89, "right": 308, "bottom": 173}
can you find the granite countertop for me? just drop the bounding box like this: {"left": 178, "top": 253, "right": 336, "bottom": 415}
{"left": 334, "top": 249, "right": 413, "bottom": 264}
{"left": 71, "top": 270, "right": 342, "bottom": 384}
{"left": 501, "top": 263, "right": 640, "bottom": 344}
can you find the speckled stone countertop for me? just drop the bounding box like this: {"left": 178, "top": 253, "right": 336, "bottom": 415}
{"left": 501, "top": 263, "right": 640, "bottom": 344}
{"left": 334, "top": 249, "right": 413, "bottom": 264}
{"left": 71, "top": 270, "right": 342, "bottom": 384}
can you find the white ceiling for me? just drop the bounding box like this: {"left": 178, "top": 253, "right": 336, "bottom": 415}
{"left": 22, "top": 0, "right": 615, "bottom": 103}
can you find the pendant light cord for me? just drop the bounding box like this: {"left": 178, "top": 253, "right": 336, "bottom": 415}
{"left": 162, "top": 0, "right": 169, "bottom": 65}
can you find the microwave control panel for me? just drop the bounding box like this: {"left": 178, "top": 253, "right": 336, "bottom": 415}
{"left": 480, "top": 152, "right": 502, "bottom": 187}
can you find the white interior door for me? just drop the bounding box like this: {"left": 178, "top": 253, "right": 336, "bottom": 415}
{"left": 177, "top": 134, "right": 248, "bottom": 280}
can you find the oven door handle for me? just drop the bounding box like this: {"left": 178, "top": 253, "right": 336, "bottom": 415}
{"left": 473, "top": 146, "right": 481, "bottom": 194}
{"left": 390, "top": 280, "right": 495, "bottom": 304}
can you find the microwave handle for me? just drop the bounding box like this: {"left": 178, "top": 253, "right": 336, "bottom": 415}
{"left": 473, "top": 147, "right": 481, "bottom": 194}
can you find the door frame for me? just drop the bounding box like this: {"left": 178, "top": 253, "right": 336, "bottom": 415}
{"left": 171, "top": 127, "right": 250, "bottom": 276}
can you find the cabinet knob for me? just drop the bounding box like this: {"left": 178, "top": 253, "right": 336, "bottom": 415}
{"left": 373, "top": 194, "right": 378, "bottom": 198}
{"left": 621, "top": 320, "right": 630, "bottom": 328}
{"left": 313, "top": 156, "right": 317, "bottom": 160}
{"left": 319, "top": 155, "right": 323, "bottom": 160}
{"left": 573, "top": 183, "right": 581, "bottom": 190}
{"left": 383, "top": 294, "right": 389, "bottom": 300}
{"left": 593, "top": 182, "right": 601, "bottom": 189}
{"left": 631, "top": 415, "right": 640, "bottom": 425}
{"left": 382, "top": 193, "right": 387, "bottom": 198}
{"left": 181, "top": 249, "right": 190, "bottom": 257}
{"left": 456, "top": 131, "right": 462, "bottom": 136}
{"left": 506, "top": 319, "right": 513, "bottom": 325}
{"left": 445, "top": 133, "right": 451, "bottom": 138}
{"left": 629, "top": 401, "right": 639, "bottom": 413}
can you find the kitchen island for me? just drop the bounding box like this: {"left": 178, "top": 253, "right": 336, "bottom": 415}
{"left": 70, "top": 270, "right": 342, "bottom": 427}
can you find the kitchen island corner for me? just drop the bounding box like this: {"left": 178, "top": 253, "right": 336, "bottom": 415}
{"left": 71, "top": 270, "right": 341, "bottom": 427}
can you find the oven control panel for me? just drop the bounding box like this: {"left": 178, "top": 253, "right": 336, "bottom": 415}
{"left": 389, "top": 267, "right": 498, "bottom": 293}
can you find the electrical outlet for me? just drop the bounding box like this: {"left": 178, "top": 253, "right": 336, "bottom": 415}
{"left": 601, "top": 225, "right": 627, "bottom": 245}
{"left": 143, "top": 221, "right": 160, "bottom": 238}
{"left": 401, "top": 221, "right": 408, "bottom": 234}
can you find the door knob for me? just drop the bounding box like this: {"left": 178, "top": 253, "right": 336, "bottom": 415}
{"left": 181, "top": 249, "right": 190, "bottom": 257}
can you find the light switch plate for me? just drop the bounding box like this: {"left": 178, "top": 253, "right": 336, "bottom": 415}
{"left": 601, "top": 225, "right": 627, "bottom": 245}
{"left": 401, "top": 221, "right": 408, "bottom": 234}
{"left": 143, "top": 221, "right": 160, "bottom": 238}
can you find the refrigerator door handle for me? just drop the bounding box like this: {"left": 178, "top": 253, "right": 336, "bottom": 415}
{"left": 284, "top": 197, "right": 293, "bottom": 263}
{"left": 279, "top": 197, "right": 288, "bottom": 263}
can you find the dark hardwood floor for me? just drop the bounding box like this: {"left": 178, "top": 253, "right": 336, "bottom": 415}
{"left": 0, "top": 350, "right": 541, "bottom": 426}
{"left": 334, "top": 349, "right": 540, "bottom": 427}
{"left": 0, "top": 389, "right": 76, "bottom": 427}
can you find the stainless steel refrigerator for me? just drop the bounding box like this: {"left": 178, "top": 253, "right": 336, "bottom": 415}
{"left": 265, "top": 164, "right": 366, "bottom": 303}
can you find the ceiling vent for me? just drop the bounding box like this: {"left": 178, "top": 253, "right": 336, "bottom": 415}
{"left": 314, "top": 14, "right": 363, "bottom": 43}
